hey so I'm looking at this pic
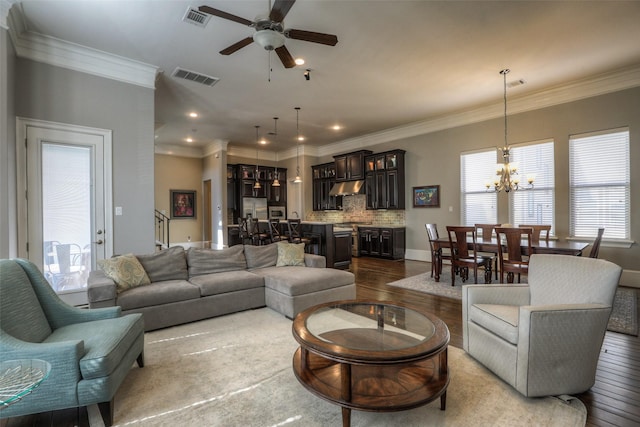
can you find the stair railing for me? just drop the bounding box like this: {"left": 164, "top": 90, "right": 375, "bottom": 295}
{"left": 155, "top": 209, "right": 171, "bottom": 249}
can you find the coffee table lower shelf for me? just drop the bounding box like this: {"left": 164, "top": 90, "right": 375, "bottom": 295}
{"left": 292, "top": 347, "right": 449, "bottom": 426}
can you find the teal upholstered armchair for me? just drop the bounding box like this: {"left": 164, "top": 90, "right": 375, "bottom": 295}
{"left": 0, "top": 259, "right": 144, "bottom": 426}
{"left": 462, "top": 254, "right": 622, "bottom": 397}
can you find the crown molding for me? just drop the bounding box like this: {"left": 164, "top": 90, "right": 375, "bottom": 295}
{"left": 154, "top": 143, "right": 205, "bottom": 159}
{"left": 318, "top": 63, "right": 640, "bottom": 157}
{"left": 7, "top": 6, "right": 157, "bottom": 88}
{"left": 202, "top": 139, "right": 229, "bottom": 158}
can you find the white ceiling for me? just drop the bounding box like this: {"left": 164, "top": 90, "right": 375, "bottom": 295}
{"left": 10, "top": 0, "right": 640, "bottom": 156}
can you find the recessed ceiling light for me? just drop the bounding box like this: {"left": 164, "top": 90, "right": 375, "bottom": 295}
{"left": 332, "top": 125, "right": 342, "bottom": 131}
{"left": 259, "top": 138, "right": 267, "bottom": 145}
{"left": 186, "top": 138, "right": 193, "bottom": 143}
{"left": 295, "top": 58, "right": 305, "bottom": 66}
{"left": 188, "top": 112, "right": 198, "bottom": 118}
{"left": 297, "top": 136, "right": 305, "bottom": 141}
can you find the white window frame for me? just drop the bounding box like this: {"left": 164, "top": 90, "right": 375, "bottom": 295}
{"left": 569, "top": 127, "right": 630, "bottom": 242}
{"left": 508, "top": 140, "right": 555, "bottom": 234}
{"left": 460, "top": 148, "right": 498, "bottom": 226}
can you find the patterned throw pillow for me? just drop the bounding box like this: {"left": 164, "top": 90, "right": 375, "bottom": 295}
{"left": 98, "top": 254, "right": 151, "bottom": 294}
{"left": 276, "top": 242, "right": 305, "bottom": 267}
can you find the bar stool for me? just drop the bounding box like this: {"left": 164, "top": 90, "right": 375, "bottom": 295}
{"left": 287, "top": 219, "right": 316, "bottom": 253}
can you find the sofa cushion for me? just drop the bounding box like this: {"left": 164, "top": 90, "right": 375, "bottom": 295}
{"left": 187, "top": 245, "right": 247, "bottom": 277}
{"left": 98, "top": 254, "right": 150, "bottom": 294}
{"left": 136, "top": 246, "right": 188, "bottom": 282}
{"left": 276, "top": 242, "right": 305, "bottom": 267}
{"left": 469, "top": 303, "right": 520, "bottom": 345}
{"left": 44, "top": 313, "right": 144, "bottom": 380}
{"left": 244, "top": 243, "right": 278, "bottom": 270}
{"left": 116, "top": 280, "right": 199, "bottom": 310}
{"left": 257, "top": 266, "right": 355, "bottom": 296}
{"left": 189, "top": 270, "right": 264, "bottom": 297}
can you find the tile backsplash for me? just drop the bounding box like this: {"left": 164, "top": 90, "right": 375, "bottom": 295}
{"left": 306, "top": 195, "right": 405, "bottom": 225}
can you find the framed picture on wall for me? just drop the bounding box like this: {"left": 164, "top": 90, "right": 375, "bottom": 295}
{"left": 170, "top": 190, "right": 196, "bottom": 219}
{"left": 413, "top": 185, "right": 440, "bottom": 208}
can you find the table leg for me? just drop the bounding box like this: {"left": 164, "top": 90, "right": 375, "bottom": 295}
{"left": 341, "top": 363, "right": 352, "bottom": 426}
{"left": 342, "top": 407, "right": 351, "bottom": 427}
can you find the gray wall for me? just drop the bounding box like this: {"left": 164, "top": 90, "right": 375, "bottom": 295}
{"left": 0, "top": 27, "right": 16, "bottom": 258}
{"left": 14, "top": 58, "right": 155, "bottom": 255}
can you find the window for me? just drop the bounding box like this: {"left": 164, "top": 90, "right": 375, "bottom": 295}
{"left": 461, "top": 149, "right": 497, "bottom": 225}
{"left": 508, "top": 141, "right": 555, "bottom": 233}
{"left": 569, "top": 128, "right": 630, "bottom": 239}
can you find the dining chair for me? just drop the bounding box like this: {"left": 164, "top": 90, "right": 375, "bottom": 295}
{"left": 249, "top": 218, "right": 269, "bottom": 245}
{"left": 518, "top": 224, "right": 551, "bottom": 244}
{"left": 238, "top": 217, "right": 254, "bottom": 245}
{"left": 268, "top": 218, "right": 288, "bottom": 243}
{"left": 446, "top": 226, "right": 494, "bottom": 286}
{"left": 589, "top": 227, "right": 605, "bottom": 258}
{"left": 475, "top": 223, "right": 501, "bottom": 279}
{"left": 425, "top": 224, "right": 452, "bottom": 279}
{"left": 495, "top": 227, "right": 533, "bottom": 283}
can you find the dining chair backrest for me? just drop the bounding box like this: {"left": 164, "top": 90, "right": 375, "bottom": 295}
{"left": 589, "top": 227, "right": 605, "bottom": 258}
{"left": 269, "top": 218, "right": 285, "bottom": 242}
{"left": 475, "top": 223, "right": 500, "bottom": 242}
{"left": 446, "top": 226, "right": 477, "bottom": 260}
{"left": 425, "top": 223, "right": 439, "bottom": 246}
{"left": 495, "top": 227, "right": 532, "bottom": 263}
{"left": 518, "top": 224, "right": 551, "bottom": 244}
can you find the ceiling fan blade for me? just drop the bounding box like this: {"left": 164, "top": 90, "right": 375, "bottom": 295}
{"left": 285, "top": 29, "right": 338, "bottom": 46}
{"left": 275, "top": 46, "right": 296, "bottom": 69}
{"left": 270, "top": 0, "right": 296, "bottom": 23}
{"left": 198, "top": 5, "right": 253, "bottom": 26}
{"left": 220, "top": 37, "right": 254, "bottom": 55}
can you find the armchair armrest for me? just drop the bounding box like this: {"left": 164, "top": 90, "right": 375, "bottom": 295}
{"left": 304, "top": 253, "right": 326, "bottom": 268}
{"left": 463, "top": 284, "right": 531, "bottom": 306}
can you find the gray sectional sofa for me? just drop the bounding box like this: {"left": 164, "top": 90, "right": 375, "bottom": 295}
{"left": 87, "top": 243, "right": 356, "bottom": 330}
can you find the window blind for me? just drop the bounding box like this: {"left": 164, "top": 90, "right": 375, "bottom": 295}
{"left": 569, "top": 128, "right": 630, "bottom": 239}
{"left": 461, "top": 150, "right": 497, "bottom": 225}
{"left": 509, "top": 141, "right": 555, "bottom": 233}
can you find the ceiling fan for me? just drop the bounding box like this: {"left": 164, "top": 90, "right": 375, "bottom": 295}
{"left": 198, "top": 0, "right": 338, "bottom": 68}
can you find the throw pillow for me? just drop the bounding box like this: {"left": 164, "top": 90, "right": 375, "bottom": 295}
{"left": 98, "top": 254, "right": 151, "bottom": 294}
{"left": 276, "top": 242, "right": 305, "bottom": 267}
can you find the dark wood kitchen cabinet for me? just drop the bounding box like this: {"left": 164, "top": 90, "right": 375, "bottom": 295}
{"left": 358, "top": 226, "right": 405, "bottom": 260}
{"left": 312, "top": 162, "right": 341, "bottom": 211}
{"left": 364, "top": 150, "right": 405, "bottom": 210}
{"left": 334, "top": 150, "right": 372, "bottom": 181}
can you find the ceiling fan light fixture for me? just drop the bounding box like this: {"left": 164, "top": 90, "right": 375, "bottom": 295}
{"left": 253, "top": 30, "right": 285, "bottom": 51}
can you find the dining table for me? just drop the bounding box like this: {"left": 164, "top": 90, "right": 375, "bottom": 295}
{"left": 431, "top": 237, "right": 590, "bottom": 282}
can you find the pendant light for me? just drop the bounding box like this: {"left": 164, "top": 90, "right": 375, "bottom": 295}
{"left": 271, "top": 117, "right": 280, "bottom": 186}
{"left": 293, "top": 107, "right": 302, "bottom": 183}
{"left": 485, "top": 69, "right": 535, "bottom": 192}
{"left": 254, "top": 125, "right": 261, "bottom": 190}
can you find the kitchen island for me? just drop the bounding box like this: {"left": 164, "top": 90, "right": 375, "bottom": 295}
{"left": 226, "top": 221, "right": 352, "bottom": 269}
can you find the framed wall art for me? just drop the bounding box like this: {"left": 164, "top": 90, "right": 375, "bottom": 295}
{"left": 170, "top": 190, "right": 196, "bottom": 219}
{"left": 413, "top": 185, "right": 440, "bottom": 208}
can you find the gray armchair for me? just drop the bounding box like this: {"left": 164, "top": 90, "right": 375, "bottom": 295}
{"left": 0, "top": 259, "right": 144, "bottom": 426}
{"left": 462, "top": 254, "right": 622, "bottom": 397}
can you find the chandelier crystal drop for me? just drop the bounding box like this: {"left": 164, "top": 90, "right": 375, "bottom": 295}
{"left": 486, "top": 69, "right": 535, "bottom": 193}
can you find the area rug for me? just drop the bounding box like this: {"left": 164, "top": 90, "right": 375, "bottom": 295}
{"left": 88, "top": 308, "right": 586, "bottom": 427}
{"left": 387, "top": 271, "right": 638, "bottom": 336}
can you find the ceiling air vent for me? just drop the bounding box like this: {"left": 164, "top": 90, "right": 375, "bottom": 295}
{"left": 172, "top": 68, "right": 220, "bottom": 87}
{"left": 183, "top": 7, "right": 211, "bottom": 27}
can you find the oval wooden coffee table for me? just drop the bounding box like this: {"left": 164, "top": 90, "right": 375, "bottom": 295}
{"left": 292, "top": 300, "right": 450, "bottom": 426}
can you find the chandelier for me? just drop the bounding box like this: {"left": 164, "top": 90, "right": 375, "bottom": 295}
{"left": 293, "top": 107, "right": 302, "bottom": 183}
{"left": 486, "top": 69, "right": 535, "bottom": 193}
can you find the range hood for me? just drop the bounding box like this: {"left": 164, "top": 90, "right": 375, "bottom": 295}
{"left": 329, "top": 180, "right": 365, "bottom": 196}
